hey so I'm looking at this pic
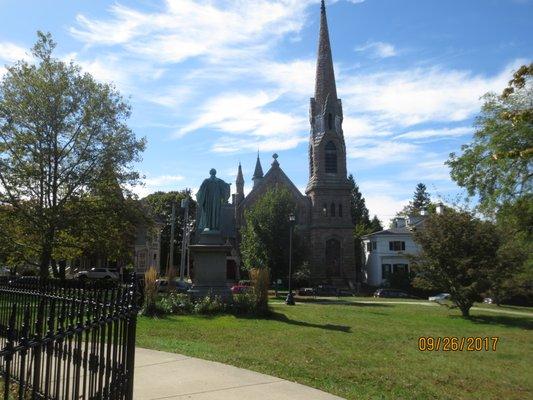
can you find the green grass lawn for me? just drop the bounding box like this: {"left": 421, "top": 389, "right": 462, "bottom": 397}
{"left": 136, "top": 297, "right": 533, "bottom": 400}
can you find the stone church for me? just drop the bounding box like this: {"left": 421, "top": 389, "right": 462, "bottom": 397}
{"left": 229, "top": 1, "right": 355, "bottom": 285}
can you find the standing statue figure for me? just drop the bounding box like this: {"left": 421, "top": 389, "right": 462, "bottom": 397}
{"left": 196, "top": 168, "right": 231, "bottom": 233}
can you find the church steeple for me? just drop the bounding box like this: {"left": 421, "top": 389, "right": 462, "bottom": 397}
{"left": 235, "top": 162, "right": 245, "bottom": 205}
{"left": 314, "top": 0, "right": 338, "bottom": 112}
{"left": 252, "top": 152, "right": 264, "bottom": 188}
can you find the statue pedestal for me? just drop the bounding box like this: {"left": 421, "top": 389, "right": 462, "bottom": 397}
{"left": 188, "top": 231, "right": 232, "bottom": 302}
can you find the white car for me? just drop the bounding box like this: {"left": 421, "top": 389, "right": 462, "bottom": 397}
{"left": 78, "top": 268, "right": 119, "bottom": 280}
{"left": 428, "top": 293, "right": 451, "bottom": 301}
{"left": 0, "top": 267, "right": 11, "bottom": 277}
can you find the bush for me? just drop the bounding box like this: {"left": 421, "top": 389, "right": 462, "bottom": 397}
{"left": 232, "top": 292, "right": 258, "bottom": 314}
{"left": 158, "top": 292, "right": 194, "bottom": 314}
{"left": 193, "top": 294, "right": 227, "bottom": 315}
{"left": 250, "top": 268, "right": 269, "bottom": 314}
{"left": 142, "top": 267, "right": 159, "bottom": 316}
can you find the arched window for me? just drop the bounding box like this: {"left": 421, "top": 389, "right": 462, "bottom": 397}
{"left": 309, "top": 146, "right": 314, "bottom": 176}
{"left": 325, "top": 141, "right": 337, "bottom": 173}
{"left": 323, "top": 203, "right": 328, "bottom": 216}
{"left": 326, "top": 238, "right": 341, "bottom": 277}
{"left": 330, "top": 203, "right": 336, "bottom": 217}
{"left": 338, "top": 204, "right": 343, "bottom": 217}
{"left": 328, "top": 113, "right": 333, "bottom": 130}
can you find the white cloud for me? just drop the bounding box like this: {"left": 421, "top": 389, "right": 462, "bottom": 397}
{"left": 355, "top": 41, "right": 397, "bottom": 58}
{"left": 133, "top": 174, "right": 185, "bottom": 198}
{"left": 176, "top": 91, "right": 306, "bottom": 152}
{"left": 364, "top": 194, "right": 410, "bottom": 223}
{"left": 395, "top": 126, "right": 473, "bottom": 140}
{"left": 0, "top": 42, "right": 31, "bottom": 63}
{"left": 340, "top": 60, "right": 524, "bottom": 128}
{"left": 347, "top": 140, "right": 420, "bottom": 163}
{"left": 70, "top": 0, "right": 314, "bottom": 64}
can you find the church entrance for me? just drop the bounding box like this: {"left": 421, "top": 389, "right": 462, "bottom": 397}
{"left": 325, "top": 238, "right": 341, "bottom": 277}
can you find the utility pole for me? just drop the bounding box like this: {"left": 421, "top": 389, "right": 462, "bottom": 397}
{"left": 168, "top": 200, "right": 176, "bottom": 276}
{"left": 179, "top": 197, "right": 189, "bottom": 281}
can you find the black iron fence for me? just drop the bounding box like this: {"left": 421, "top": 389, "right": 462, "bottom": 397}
{"left": 0, "top": 277, "right": 140, "bottom": 400}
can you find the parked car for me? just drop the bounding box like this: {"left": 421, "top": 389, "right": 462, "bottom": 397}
{"left": 483, "top": 297, "right": 493, "bottom": 304}
{"left": 429, "top": 293, "right": 451, "bottom": 301}
{"left": 156, "top": 278, "right": 192, "bottom": 293}
{"left": 231, "top": 284, "right": 253, "bottom": 294}
{"left": 77, "top": 268, "right": 119, "bottom": 280}
{"left": 298, "top": 287, "right": 316, "bottom": 296}
{"left": 0, "top": 267, "right": 11, "bottom": 277}
{"left": 315, "top": 285, "right": 339, "bottom": 296}
{"left": 373, "top": 289, "right": 411, "bottom": 298}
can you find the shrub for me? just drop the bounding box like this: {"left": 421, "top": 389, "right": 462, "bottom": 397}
{"left": 232, "top": 292, "right": 257, "bottom": 314}
{"left": 193, "top": 294, "right": 226, "bottom": 314}
{"left": 159, "top": 292, "right": 194, "bottom": 314}
{"left": 142, "top": 267, "right": 159, "bottom": 316}
{"left": 250, "top": 268, "right": 270, "bottom": 314}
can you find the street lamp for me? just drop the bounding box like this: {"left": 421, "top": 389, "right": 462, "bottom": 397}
{"left": 286, "top": 213, "right": 296, "bottom": 305}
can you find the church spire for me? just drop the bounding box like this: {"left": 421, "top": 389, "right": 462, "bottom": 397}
{"left": 252, "top": 152, "right": 264, "bottom": 188}
{"left": 314, "top": 0, "right": 337, "bottom": 111}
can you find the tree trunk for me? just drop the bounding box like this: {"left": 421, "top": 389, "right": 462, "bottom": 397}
{"left": 460, "top": 304, "right": 471, "bottom": 317}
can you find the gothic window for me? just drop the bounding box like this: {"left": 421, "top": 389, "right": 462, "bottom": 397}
{"left": 309, "top": 146, "right": 314, "bottom": 176}
{"left": 325, "top": 141, "right": 337, "bottom": 173}
{"left": 323, "top": 203, "right": 328, "bottom": 216}
{"left": 328, "top": 113, "right": 333, "bottom": 130}
{"left": 330, "top": 203, "right": 336, "bottom": 217}
{"left": 338, "top": 204, "right": 343, "bottom": 217}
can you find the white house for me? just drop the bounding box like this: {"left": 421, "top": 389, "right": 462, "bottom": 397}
{"left": 134, "top": 223, "right": 163, "bottom": 275}
{"left": 361, "top": 215, "right": 425, "bottom": 287}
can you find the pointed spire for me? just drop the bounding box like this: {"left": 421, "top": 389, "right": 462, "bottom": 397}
{"left": 314, "top": 0, "right": 337, "bottom": 111}
{"left": 236, "top": 162, "right": 244, "bottom": 185}
{"left": 252, "top": 152, "right": 264, "bottom": 188}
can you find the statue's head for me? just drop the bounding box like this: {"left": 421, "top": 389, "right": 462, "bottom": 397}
{"left": 209, "top": 168, "right": 217, "bottom": 177}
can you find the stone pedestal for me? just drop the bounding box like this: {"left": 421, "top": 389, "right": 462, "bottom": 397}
{"left": 188, "top": 231, "right": 232, "bottom": 302}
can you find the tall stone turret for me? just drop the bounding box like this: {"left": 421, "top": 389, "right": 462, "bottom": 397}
{"left": 252, "top": 152, "right": 264, "bottom": 188}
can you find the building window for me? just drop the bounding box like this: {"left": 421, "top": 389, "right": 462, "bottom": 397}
{"left": 330, "top": 203, "right": 336, "bottom": 217}
{"left": 323, "top": 203, "right": 328, "bottom": 216}
{"left": 338, "top": 204, "right": 342, "bottom": 217}
{"left": 389, "top": 241, "right": 406, "bottom": 251}
{"left": 366, "top": 241, "right": 377, "bottom": 252}
{"left": 382, "top": 264, "right": 392, "bottom": 280}
{"left": 325, "top": 141, "right": 337, "bottom": 173}
{"left": 394, "top": 264, "right": 409, "bottom": 273}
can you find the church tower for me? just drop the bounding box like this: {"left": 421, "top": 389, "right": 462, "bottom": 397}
{"left": 306, "top": 0, "right": 355, "bottom": 284}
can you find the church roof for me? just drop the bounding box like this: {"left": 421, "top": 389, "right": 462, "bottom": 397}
{"left": 236, "top": 162, "right": 244, "bottom": 185}
{"left": 314, "top": 0, "right": 338, "bottom": 110}
{"left": 252, "top": 152, "right": 264, "bottom": 180}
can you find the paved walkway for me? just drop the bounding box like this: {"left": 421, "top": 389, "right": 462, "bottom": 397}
{"left": 134, "top": 347, "right": 344, "bottom": 400}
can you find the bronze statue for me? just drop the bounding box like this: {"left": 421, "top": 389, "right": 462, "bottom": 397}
{"left": 196, "top": 168, "right": 231, "bottom": 232}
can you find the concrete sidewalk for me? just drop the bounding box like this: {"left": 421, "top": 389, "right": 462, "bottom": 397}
{"left": 134, "top": 347, "right": 344, "bottom": 400}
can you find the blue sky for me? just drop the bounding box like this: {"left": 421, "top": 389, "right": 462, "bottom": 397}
{"left": 0, "top": 0, "right": 531, "bottom": 222}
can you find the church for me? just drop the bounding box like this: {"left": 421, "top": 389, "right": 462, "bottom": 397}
{"left": 227, "top": 1, "right": 356, "bottom": 286}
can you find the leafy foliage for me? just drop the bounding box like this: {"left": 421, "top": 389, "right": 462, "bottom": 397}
{"left": 240, "top": 188, "right": 306, "bottom": 281}
{"left": 411, "top": 208, "right": 500, "bottom": 316}
{"left": 0, "top": 32, "right": 145, "bottom": 276}
{"left": 447, "top": 63, "right": 532, "bottom": 213}
{"left": 142, "top": 190, "right": 196, "bottom": 273}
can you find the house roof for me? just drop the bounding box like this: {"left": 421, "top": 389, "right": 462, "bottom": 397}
{"left": 362, "top": 227, "right": 413, "bottom": 239}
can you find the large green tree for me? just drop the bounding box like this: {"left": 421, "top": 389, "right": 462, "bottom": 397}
{"left": 447, "top": 64, "right": 532, "bottom": 304}
{"left": 447, "top": 64, "right": 532, "bottom": 213}
{"left": 142, "top": 190, "right": 196, "bottom": 273}
{"left": 411, "top": 208, "right": 500, "bottom": 317}
{"left": 0, "top": 32, "right": 145, "bottom": 277}
{"left": 240, "top": 188, "right": 306, "bottom": 281}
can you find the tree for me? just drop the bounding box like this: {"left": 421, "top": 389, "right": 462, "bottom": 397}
{"left": 412, "top": 183, "right": 431, "bottom": 213}
{"left": 240, "top": 188, "right": 306, "bottom": 281}
{"left": 447, "top": 64, "right": 532, "bottom": 214}
{"left": 446, "top": 64, "right": 532, "bottom": 304}
{"left": 142, "top": 190, "right": 196, "bottom": 273}
{"left": 0, "top": 32, "right": 145, "bottom": 277}
{"left": 411, "top": 208, "right": 500, "bottom": 317}
{"left": 347, "top": 174, "right": 383, "bottom": 282}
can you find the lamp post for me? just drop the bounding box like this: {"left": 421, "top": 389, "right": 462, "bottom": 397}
{"left": 179, "top": 197, "right": 189, "bottom": 281}
{"left": 285, "top": 213, "right": 296, "bottom": 305}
